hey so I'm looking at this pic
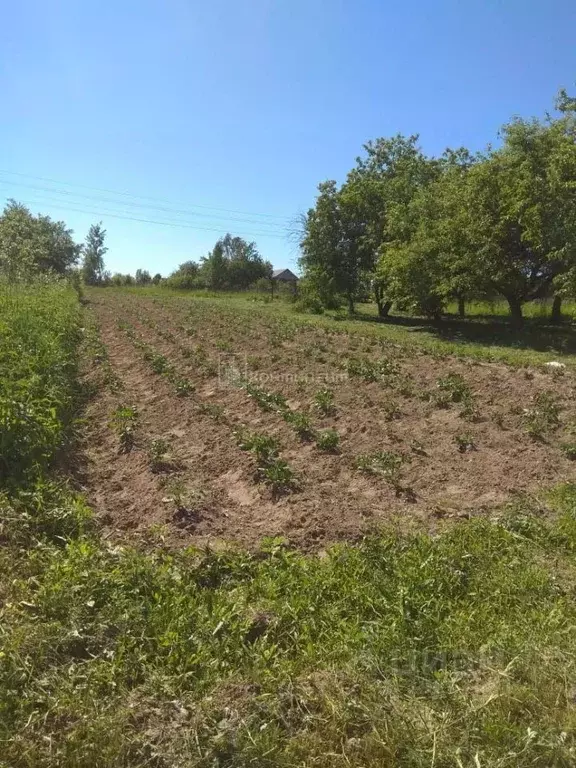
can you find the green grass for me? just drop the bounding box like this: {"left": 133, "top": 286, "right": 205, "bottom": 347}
{"left": 3, "top": 283, "right": 576, "bottom": 766}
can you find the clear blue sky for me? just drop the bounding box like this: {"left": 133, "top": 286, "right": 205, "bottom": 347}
{"left": 1, "top": 0, "right": 575, "bottom": 275}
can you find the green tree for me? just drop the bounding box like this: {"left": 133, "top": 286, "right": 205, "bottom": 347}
{"left": 378, "top": 148, "right": 480, "bottom": 318}
{"left": 459, "top": 108, "right": 576, "bottom": 327}
{"left": 0, "top": 200, "right": 81, "bottom": 280}
{"left": 166, "top": 261, "right": 200, "bottom": 290}
{"left": 347, "top": 135, "right": 441, "bottom": 316}
{"left": 135, "top": 269, "right": 152, "bottom": 285}
{"left": 82, "top": 222, "right": 108, "bottom": 286}
{"left": 299, "top": 181, "right": 369, "bottom": 313}
{"left": 200, "top": 235, "right": 270, "bottom": 290}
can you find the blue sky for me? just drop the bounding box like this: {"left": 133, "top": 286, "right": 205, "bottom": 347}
{"left": 1, "top": 0, "right": 575, "bottom": 275}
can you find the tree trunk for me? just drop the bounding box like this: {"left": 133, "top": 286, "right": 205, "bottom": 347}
{"left": 378, "top": 300, "right": 392, "bottom": 318}
{"left": 507, "top": 298, "right": 524, "bottom": 329}
{"left": 551, "top": 295, "right": 562, "bottom": 324}
{"left": 457, "top": 296, "right": 465, "bottom": 318}
{"left": 347, "top": 294, "right": 355, "bottom": 314}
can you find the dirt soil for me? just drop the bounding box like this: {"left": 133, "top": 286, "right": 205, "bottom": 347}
{"left": 78, "top": 292, "right": 576, "bottom": 550}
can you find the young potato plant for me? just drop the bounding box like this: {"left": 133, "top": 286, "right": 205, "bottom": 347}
{"left": 355, "top": 450, "right": 405, "bottom": 492}
{"left": 282, "top": 410, "right": 315, "bottom": 440}
{"left": 523, "top": 391, "right": 561, "bottom": 440}
{"left": 560, "top": 442, "right": 576, "bottom": 460}
{"left": 345, "top": 356, "right": 399, "bottom": 383}
{"left": 148, "top": 437, "right": 171, "bottom": 472}
{"left": 434, "top": 372, "right": 478, "bottom": 420}
{"left": 125, "top": 330, "right": 195, "bottom": 398}
{"left": 313, "top": 387, "right": 335, "bottom": 416}
{"left": 110, "top": 405, "right": 139, "bottom": 453}
{"left": 315, "top": 428, "right": 340, "bottom": 452}
{"left": 234, "top": 427, "right": 298, "bottom": 495}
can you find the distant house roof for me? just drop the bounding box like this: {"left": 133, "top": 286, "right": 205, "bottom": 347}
{"left": 272, "top": 268, "right": 299, "bottom": 281}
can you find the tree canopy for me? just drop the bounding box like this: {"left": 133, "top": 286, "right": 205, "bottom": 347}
{"left": 299, "top": 93, "right": 576, "bottom": 326}
{"left": 82, "top": 222, "right": 108, "bottom": 286}
{"left": 0, "top": 201, "right": 81, "bottom": 280}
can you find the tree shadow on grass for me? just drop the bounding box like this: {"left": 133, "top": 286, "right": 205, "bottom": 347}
{"left": 349, "top": 311, "right": 576, "bottom": 356}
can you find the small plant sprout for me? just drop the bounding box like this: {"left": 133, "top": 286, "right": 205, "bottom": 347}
{"left": 110, "top": 405, "right": 139, "bottom": 453}
{"left": 435, "top": 372, "right": 473, "bottom": 407}
{"left": 355, "top": 451, "right": 404, "bottom": 490}
{"left": 314, "top": 388, "right": 335, "bottom": 415}
{"left": 315, "top": 429, "right": 340, "bottom": 452}
{"left": 523, "top": 391, "right": 561, "bottom": 440}
{"left": 283, "top": 410, "right": 315, "bottom": 440}
{"left": 149, "top": 438, "right": 170, "bottom": 471}
{"left": 454, "top": 433, "right": 476, "bottom": 453}
{"left": 560, "top": 442, "right": 576, "bottom": 460}
{"left": 260, "top": 458, "right": 298, "bottom": 495}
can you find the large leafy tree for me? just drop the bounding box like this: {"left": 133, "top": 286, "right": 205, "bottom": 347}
{"left": 348, "top": 135, "right": 441, "bottom": 315}
{"left": 82, "top": 222, "right": 108, "bottom": 286}
{"left": 300, "top": 137, "right": 440, "bottom": 315}
{"left": 299, "top": 180, "right": 368, "bottom": 313}
{"left": 0, "top": 200, "right": 81, "bottom": 280}
{"left": 378, "top": 148, "right": 480, "bottom": 318}
{"left": 458, "top": 108, "right": 576, "bottom": 326}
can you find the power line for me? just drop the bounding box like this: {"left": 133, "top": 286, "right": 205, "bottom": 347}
{"left": 0, "top": 169, "right": 294, "bottom": 222}
{"left": 2, "top": 195, "right": 290, "bottom": 240}
{"left": 0, "top": 178, "right": 289, "bottom": 230}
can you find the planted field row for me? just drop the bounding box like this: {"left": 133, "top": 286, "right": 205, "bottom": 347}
{"left": 80, "top": 292, "right": 576, "bottom": 549}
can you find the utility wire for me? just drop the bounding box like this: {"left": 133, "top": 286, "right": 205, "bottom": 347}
{"left": 0, "top": 179, "right": 288, "bottom": 230}
{"left": 0, "top": 169, "right": 293, "bottom": 222}
{"left": 2, "top": 195, "right": 290, "bottom": 240}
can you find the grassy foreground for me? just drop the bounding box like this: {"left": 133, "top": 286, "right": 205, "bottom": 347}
{"left": 2, "top": 284, "right": 576, "bottom": 767}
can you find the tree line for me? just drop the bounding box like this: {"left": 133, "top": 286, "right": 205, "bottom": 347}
{"left": 0, "top": 201, "right": 273, "bottom": 293}
{"left": 0, "top": 200, "right": 110, "bottom": 285}
{"left": 299, "top": 90, "right": 576, "bottom": 326}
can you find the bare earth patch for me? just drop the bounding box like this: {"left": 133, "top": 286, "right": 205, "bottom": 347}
{"left": 80, "top": 292, "right": 576, "bottom": 549}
